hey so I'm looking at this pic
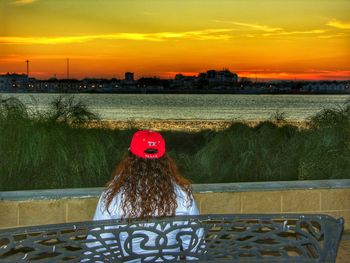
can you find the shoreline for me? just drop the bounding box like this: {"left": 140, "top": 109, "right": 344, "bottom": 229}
{"left": 87, "top": 119, "right": 310, "bottom": 132}
{"left": 1, "top": 91, "right": 349, "bottom": 95}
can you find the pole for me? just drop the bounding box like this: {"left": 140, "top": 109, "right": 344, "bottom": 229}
{"left": 25, "top": 60, "right": 29, "bottom": 77}
{"left": 67, "top": 58, "right": 69, "bottom": 79}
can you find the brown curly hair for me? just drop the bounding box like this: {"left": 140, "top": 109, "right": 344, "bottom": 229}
{"left": 103, "top": 152, "right": 193, "bottom": 219}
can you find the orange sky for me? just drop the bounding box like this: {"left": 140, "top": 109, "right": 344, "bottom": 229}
{"left": 0, "top": 0, "right": 349, "bottom": 80}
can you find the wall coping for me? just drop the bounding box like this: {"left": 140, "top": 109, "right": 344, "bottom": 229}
{"left": 1, "top": 179, "right": 350, "bottom": 201}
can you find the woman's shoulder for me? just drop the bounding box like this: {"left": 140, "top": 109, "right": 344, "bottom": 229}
{"left": 174, "top": 184, "right": 193, "bottom": 204}
{"left": 98, "top": 190, "right": 123, "bottom": 212}
{"left": 174, "top": 184, "right": 199, "bottom": 215}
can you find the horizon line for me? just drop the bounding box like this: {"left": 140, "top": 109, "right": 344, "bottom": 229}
{"left": 1, "top": 71, "right": 349, "bottom": 82}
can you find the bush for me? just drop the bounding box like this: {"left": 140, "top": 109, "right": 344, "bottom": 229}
{"left": 299, "top": 102, "right": 350, "bottom": 180}
{"left": 0, "top": 96, "right": 349, "bottom": 190}
{"left": 0, "top": 96, "right": 114, "bottom": 190}
{"left": 309, "top": 100, "right": 350, "bottom": 129}
{"left": 187, "top": 121, "right": 302, "bottom": 183}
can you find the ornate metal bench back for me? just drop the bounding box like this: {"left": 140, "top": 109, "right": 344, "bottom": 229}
{"left": 0, "top": 214, "right": 344, "bottom": 262}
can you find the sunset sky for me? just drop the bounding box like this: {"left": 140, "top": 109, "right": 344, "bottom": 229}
{"left": 0, "top": 0, "right": 349, "bottom": 80}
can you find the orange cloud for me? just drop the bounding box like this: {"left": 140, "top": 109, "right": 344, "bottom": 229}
{"left": 237, "top": 70, "right": 350, "bottom": 81}
{"left": 317, "top": 33, "right": 347, "bottom": 39}
{"left": 215, "top": 20, "right": 327, "bottom": 38}
{"left": 215, "top": 20, "right": 282, "bottom": 32}
{"left": 161, "top": 71, "right": 199, "bottom": 78}
{"left": 263, "top": 30, "right": 325, "bottom": 37}
{"left": 327, "top": 19, "right": 350, "bottom": 29}
{"left": 11, "top": 0, "right": 38, "bottom": 5}
{"left": 0, "top": 29, "right": 233, "bottom": 45}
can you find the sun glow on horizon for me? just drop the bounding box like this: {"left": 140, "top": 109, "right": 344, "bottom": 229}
{"left": 0, "top": 0, "right": 349, "bottom": 80}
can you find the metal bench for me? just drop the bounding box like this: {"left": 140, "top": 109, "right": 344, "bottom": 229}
{"left": 0, "top": 214, "right": 344, "bottom": 262}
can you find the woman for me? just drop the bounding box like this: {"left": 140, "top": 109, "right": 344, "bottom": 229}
{"left": 85, "top": 130, "right": 201, "bottom": 262}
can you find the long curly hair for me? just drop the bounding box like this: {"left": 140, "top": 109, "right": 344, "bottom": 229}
{"left": 103, "top": 152, "right": 193, "bottom": 219}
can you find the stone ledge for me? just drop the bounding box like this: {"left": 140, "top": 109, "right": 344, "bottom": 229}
{"left": 1, "top": 179, "right": 349, "bottom": 201}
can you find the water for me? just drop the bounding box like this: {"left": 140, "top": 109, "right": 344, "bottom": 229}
{"left": 1, "top": 93, "right": 349, "bottom": 121}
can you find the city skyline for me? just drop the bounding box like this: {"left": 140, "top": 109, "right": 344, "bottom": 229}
{"left": 1, "top": 0, "right": 350, "bottom": 80}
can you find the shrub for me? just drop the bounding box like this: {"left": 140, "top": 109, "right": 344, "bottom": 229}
{"left": 0, "top": 96, "right": 349, "bottom": 190}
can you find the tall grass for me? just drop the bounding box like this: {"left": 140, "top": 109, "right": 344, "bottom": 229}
{"left": 298, "top": 101, "right": 350, "bottom": 180}
{"left": 0, "top": 96, "right": 349, "bottom": 190}
{"left": 0, "top": 96, "right": 129, "bottom": 190}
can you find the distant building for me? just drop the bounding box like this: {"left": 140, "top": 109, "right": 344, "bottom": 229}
{"left": 302, "top": 82, "right": 350, "bottom": 93}
{"left": 121, "top": 72, "right": 136, "bottom": 88}
{"left": 206, "top": 69, "right": 238, "bottom": 83}
{"left": 137, "top": 77, "right": 164, "bottom": 91}
{"left": 206, "top": 70, "right": 216, "bottom": 79}
{"left": 172, "top": 74, "right": 197, "bottom": 89}
{"left": 30, "top": 79, "right": 80, "bottom": 93}
{"left": 125, "top": 72, "right": 134, "bottom": 82}
{"left": 0, "top": 73, "right": 29, "bottom": 91}
{"left": 198, "top": 69, "right": 238, "bottom": 89}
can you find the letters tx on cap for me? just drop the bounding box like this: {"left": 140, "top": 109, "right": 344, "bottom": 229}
{"left": 130, "top": 130, "right": 166, "bottom": 159}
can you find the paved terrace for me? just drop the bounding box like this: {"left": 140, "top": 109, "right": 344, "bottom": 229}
{"left": 1, "top": 179, "right": 350, "bottom": 261}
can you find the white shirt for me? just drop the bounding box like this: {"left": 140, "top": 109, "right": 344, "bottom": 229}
{"left": 93, "top": 185, "right": 199, "bottom": 220}
{"left": 84, "top": 184, "right": 202, "bottom": 262}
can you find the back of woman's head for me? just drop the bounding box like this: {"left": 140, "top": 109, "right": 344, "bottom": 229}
{"left": 104, "top": 131, "right": 192, "bottom": 219}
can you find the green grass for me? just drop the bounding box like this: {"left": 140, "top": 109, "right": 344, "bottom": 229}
{"left": 0, "top": 96, "right": 349, "bottom": 191}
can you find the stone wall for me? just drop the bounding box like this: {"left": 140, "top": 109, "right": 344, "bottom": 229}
{"left": 1, "top": 180, "right": 349, "bottom": 231}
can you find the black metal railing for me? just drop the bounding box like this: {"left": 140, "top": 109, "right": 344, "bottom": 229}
{"left": 0, "top": 214, "right": 344, "bottom": 262}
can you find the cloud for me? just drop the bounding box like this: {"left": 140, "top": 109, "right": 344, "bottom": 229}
{"left": 215, "top": 20, "right": 331, "bottom": 38}
{"left": 11, "top": 0, "right": 38, "bottom": 5}
{"left": 0, "top": 29, "right": 233, "bottom": 45}
{"left": 317, "top": 33, "right": 348, "bottom": 39}
{"left": 236, "top": 69, "right": 350, "bottom": 81}
{"left": 162, "top": 71, "right": 199, "bottom": 78}
{"left": 326, "top": 19, "right": 350, "bottom": 29}
{"left": 215, "top": 20, "right": 282, "bottom": 32}
{"left": 263, "top": 30, "right": 325, "bottom": 37}
{"left": 244, "top": 30, "right": 326, "bottom": 39}
{"left": 0, "top": 54, "right": 111, "bottom": 62}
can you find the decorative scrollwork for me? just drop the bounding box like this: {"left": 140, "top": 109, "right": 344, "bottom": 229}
{"left": 0, "top": 214, "right": 344, "bottom": 262}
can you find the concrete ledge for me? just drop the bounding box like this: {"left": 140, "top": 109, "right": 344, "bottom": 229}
{"left": 0, "top": 187, "right": 104, "bottom": 201}
{"left": 1, "top": 179, "right": 350, "bottom": 201}
{"left": 1, "top": 180, "right": 349, "bottom": 231}
{"left": 194, "top": 179, "right": 350, "bottom": 193}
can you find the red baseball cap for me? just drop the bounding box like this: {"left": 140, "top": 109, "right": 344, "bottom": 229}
{"left": 129, "top": 130, "right": 166, "bottom": 159}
